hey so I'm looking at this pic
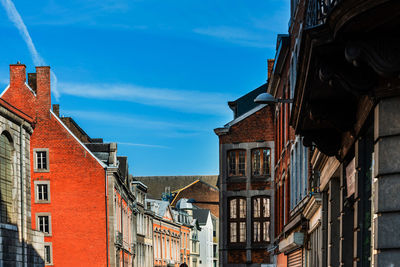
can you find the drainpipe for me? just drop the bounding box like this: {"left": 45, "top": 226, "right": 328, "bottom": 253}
{"left": 105, "top": 168, "right": 109, "bottom": 267}
{"left": 19, "top": 124, "right": 25, "bottom": 266}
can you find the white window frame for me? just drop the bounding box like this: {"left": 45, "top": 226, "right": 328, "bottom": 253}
{"left": 36, "top": 212, "right": 52, "bottom": 236}
{"left": 33, "top": 148, "right": 50, "bottom": 172}
{"left": 34, "top": 180, "right": 51, "bottom": 203}
{"left": 44, "top": 242, "right": 53, "bottom": 265}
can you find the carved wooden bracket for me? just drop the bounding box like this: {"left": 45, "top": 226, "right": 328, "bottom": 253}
{"left": 345, "top": 38, "right": 400, "bottom": 77}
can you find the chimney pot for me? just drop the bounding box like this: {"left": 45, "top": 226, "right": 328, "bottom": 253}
{"left": 52, "top": 104, "right": 60, "bottom": 117}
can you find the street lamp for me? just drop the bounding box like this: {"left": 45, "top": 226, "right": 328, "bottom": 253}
{"left": 254, "top": 92, "right": 293, "bottom": 104}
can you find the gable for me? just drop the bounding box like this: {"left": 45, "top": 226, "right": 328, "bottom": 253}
{"left": 163, "top": 206, "right": 174, "bottom": 222}
{"left": 1, "top": 83, "right": 37, "bottom": 119}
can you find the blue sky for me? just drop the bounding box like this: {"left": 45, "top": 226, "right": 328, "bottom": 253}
{"left": 0, "top": 0, "right": 289, "bottom": 176}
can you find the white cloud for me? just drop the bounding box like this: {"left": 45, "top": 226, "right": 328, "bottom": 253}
{"left": 193, "top": 26, "right": 274, "bottom": 48}
{"left": 117, "top": 142, "right": 169, "bottom": 149}
{"left": 59, "top": 82, "right": 232, "bottom": 116}
{"left": 0, "top": 0, "right": 60, "bottom": 99}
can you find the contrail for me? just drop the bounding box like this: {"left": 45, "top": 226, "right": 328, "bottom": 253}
{"left": 0, "top": 0, "right": 60, "bottom": 100}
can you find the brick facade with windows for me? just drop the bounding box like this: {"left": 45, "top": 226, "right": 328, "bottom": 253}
{"left": 215, "top": 82, "right": 275, "bottom": 266}
{"left": 1, "top": 63, "right": 135, "bottom": 266}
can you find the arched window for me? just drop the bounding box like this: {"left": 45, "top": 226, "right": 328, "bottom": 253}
{"left": 0, "top": 132, "right": 13, "bottom": 224}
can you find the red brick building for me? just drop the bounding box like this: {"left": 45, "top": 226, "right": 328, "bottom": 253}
{"left": 214, "top": 81, "right": 275, "bottom": 266}
{"left": 1, "top": 63, "right": 136, "bottom": 267}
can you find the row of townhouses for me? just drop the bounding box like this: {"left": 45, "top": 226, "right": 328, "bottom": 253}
{"left": 0, "top": 63, "right": 220, "bottom": 267}
{"left": 216, "top": 0, "right": 400, "bottom": 266}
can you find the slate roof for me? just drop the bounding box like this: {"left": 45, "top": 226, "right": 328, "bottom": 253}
{"left": 192, "top": 209, "right": 210, "bottom": 225}
{"left": 228, "top": 83, "right": 267, "bottom": 119}
{"left": 134, "top": 175, "right": 219, "bottom": 199}
{"left": 146, "top": 199, "right": 170, "bottom": 218}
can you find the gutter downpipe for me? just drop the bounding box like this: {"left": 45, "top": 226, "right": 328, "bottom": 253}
{"left": 19, "top": 124, "right": 25, "bottom": 266}
{"left": 105, "top": 167, "right": 109, "bottom": 267}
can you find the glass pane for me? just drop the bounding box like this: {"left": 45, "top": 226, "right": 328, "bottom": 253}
{"left": 230, "top": 223, "right": 237, "bottom": 243}
{"left": 253, "top": 198, "right": 260, "bottom": 218}
{"left": 239, "top": 199, "right": 246, "bottom": 218}
{"left": 252, "top": 150, "right": 261, "bottom": 176}
{"left": 238, "top": 151, "right": 245, "bottom": 176}
{"left": 263, "top": 198, "right": 270, "bottom": 217}
{"left": 239, "top": 222, "right": 246, "bottom": 242}
{"left": 230, "top": 199, "right": 237, "bottom": 219}
{"left": 263, "top": 221, "right": 270, "bottom": 242}
{"left": 253, "top": 222, "right": 260, "bottom": 242}
{"left": 263, "top": 149, "right": 270, "bottom": 175}
{"left": 228, "top": 151, "right": 236, "bottom": 176}
{"left": 45, "top": 245, "right": 51, "bottom": 263}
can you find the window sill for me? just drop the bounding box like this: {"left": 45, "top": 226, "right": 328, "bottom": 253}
{"left": 34, "top": 169, "right": 50, "bottom": 173}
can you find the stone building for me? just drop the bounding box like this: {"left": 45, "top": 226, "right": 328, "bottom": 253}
{"left": 0, "top": 63, "right": 136, "bottom": 266}
{"left": 131, "top": 180, "right": 154, "bottom": 267}
{"left": 214, "top": 83, "right": 275, "bottom": 266}
{"left": 148, "top": 199, "right": 182, "bottom": 267}
{"left": 0, "top": 96, "right": 45, "bottom": 266}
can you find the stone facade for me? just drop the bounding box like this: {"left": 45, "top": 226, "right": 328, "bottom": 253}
{"left": 0, "top": 99, "right": 44, "bottom": 266}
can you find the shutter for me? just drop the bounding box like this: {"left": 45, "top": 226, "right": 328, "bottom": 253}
{"left": 288, "top": 249, "right": 303, "bottom": 267}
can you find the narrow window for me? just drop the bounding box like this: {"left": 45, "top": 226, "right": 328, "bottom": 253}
{"left": 0, "top": 133, "right": 13, "bottom": 224}
{"left": 34, "top": 148, "right": 49, "bottom": 172}
{"left": 252, "top": 148, "right": 271, "bottom": 177}
{"left": 252, "top": 196, "right": 270, "bottom": 243}
{"left": 36, "top": 213, "right": 51, "bottom": 236}
{"left": 44, "top": 243, "right": 53, "bottom": 264}
{"left": 228, "top": 197, "right": 246, "bottom": 243}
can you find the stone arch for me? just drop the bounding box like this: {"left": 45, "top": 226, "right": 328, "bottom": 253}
{"left": 0, "top": 129, "right": 16, "bottom": 224}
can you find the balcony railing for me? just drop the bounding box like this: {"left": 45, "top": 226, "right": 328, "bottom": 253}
{"left": 306, "top": 0, "right": 342, "bottom": 28}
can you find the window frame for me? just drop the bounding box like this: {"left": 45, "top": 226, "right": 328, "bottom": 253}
{"left": 251, "top": 148, "right": 271, "bottom": 178}
{"left": 33, "top": 148, "right": 50, "bottom": 172}
{"left": 34, "top": 180, "right": 51, "bottom": 203}
{"left": 228, "top": 197, "right": 247, "bottom": 244}
{"left": 44, "top": 242, "right": 53, "bottom": 265}
{"left": 36, "top": 212, "right": 52, "bottom": 236}
{"left": 227, "top": 149, "right": 246, "bottom": 178}
{"left": 251, "top": 196, "right": 271, "bottom": 244}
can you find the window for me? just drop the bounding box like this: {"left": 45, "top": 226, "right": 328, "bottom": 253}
{"left": 252, "top": 196, "right": 270, "bottom": 243}
{"left": 36, "top": 213, "right": 51, "bottom": 236}
{"left": 0, "top": 132, "right": 13, "bottom": 224}
{"left": 34, "top": 181, "right": 50, "bottom": 203}
{"left": 228, "top": 197, "right": 246, "bottom": 243}
{"left": 34, "top": 148, "right": 49, "bottom": 172}
{"left": 252, "top": 148, "right": 271, "bottom": 177}
{"left": 44, "top": 243, "right": 53, "bottom": 265}
{"left": 227, "top": 150, "right": 246, "bottom": 177}
{"left": 290, "top": 137, "right": 308, "bottom": 210}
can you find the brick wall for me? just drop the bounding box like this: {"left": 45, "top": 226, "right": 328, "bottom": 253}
{"left": 2, "top": 64, "right": 108, "bottom": 266}
{"left": 219, "top": 106, "right": 275, "bottom": 144}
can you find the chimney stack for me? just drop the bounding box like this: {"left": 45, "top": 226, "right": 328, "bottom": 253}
{"left": 10, "top": 62, "right": 26, "bottom": 87}
{"left": 267, "top": 59, "right": 275, "bottom": 81}
{"left": 52, "top": 104, "right": 60, "bottom": 117}
{"left": 36, "top": 66, "right": 51, "bottom": 119}
{"left": 28, "top": 73, "right": 37, "bottom": 93}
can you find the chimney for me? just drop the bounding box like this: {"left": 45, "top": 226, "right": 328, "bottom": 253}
{"left": 267, "top": 59, "right": 275, "bottom": 81}
{"left": 10, "top": 62, "right": 26, "bottom": 87}
{"left": 52, "top": 104, "right": 60, "bottom": 117}
{"left": 36, "top": 66, "right": 51, "bottom": 119}
{"left": 28, "top": 73, "right": 37, "bottom": 93}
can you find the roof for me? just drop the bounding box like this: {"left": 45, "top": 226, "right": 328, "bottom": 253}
{"left": 192, "top": 209, "right": 210, "bottom": 225}
{"left": 146, "top": 199, "right": 170, "bottom": 218}
{"left": 171, "top": 179, "right": 219, "bottom": 205}
{"left": 0, "top": 97, "right": 34, "bottom": 124}
{"left": 134, "top": 175, "right": 219, "bottom": 199}
{"left": 228, "top": 83, "right": 267, "bottom": 119}
{"left": 214, "top": 104, "right": 267, "bottom": 136}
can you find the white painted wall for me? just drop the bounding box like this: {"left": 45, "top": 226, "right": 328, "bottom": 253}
{"left": 198, "top": 213, "right": 213, "bottom": 267}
